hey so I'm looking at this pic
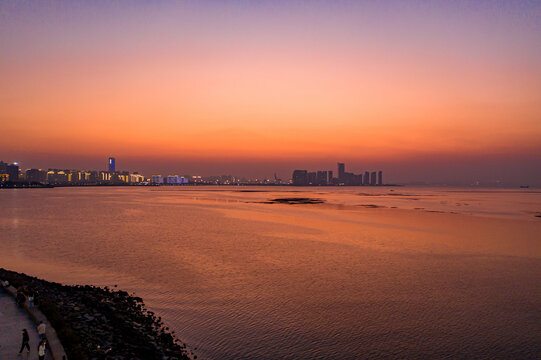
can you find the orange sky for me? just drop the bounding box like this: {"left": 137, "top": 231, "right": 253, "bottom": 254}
{"left": 1, "top": 1, "right": 540, "bottom": 183}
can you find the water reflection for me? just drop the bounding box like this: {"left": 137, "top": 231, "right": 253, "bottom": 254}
{"left": 0, "top": 187, "right": 540, "bottom": 359}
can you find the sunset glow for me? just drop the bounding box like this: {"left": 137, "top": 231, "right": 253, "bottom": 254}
{"left": 1, "top": 1, "right": 540, "bottom": 183}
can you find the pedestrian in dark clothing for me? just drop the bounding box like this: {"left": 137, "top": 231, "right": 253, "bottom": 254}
{"left": 16, "top": 291, "right": 26, "bottom": 307}
{"left": 18, "top": 329, "right": 30, "bottom": 354}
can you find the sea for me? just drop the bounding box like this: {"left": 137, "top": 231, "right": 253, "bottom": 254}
{"left": 1, "top": 186, "right": 540, "bottom": 359}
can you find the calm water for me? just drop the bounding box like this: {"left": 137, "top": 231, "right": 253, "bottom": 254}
{"left": 1, "top": 186, "right": 540, "bottom": 359}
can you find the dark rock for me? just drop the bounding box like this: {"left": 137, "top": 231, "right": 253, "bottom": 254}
{"left": 0, "top": 268, "right": 192, "bottom": 360}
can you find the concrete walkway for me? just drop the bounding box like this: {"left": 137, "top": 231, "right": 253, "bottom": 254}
{"left": 0, "top": 289, "right": 51, "bottom": 360}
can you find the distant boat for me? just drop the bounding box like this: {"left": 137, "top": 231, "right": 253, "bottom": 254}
{"left": 520, "top": 185, "right": 529, "bottom": 188}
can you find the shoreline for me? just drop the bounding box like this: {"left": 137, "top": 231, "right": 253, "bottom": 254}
{"left": 0, "top": 268, "right": 193, "bottom": 360}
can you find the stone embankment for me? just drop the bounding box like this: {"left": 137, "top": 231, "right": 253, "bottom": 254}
{"left": 0, "top": 268, "right": 191, "bottom": 360}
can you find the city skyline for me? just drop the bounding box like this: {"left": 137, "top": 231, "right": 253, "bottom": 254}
{"left": 1, "top": 157, "right": 385, "bottom": 186}
{"left": 1, "top": 154, "right": 539, "bottom": 186}
{"left": 1, "top": 1, "right": 540, "bottom": 185}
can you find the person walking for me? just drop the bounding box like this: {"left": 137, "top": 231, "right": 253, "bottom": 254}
{"left": 37, "top": 321, "right": 46, "bottom": 340}
{"left": 37, "top": 339, "right": 47, "bottom": 360}
{"left": 16, "top": 291, "right": 26, "bottom": 307}
{"left": 18, "top": 329, "right": 30, "bottom": 355}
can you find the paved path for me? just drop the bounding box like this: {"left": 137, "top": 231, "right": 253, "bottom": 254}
{"left": 0, "top": 289, "right": 50, "bottom": 360}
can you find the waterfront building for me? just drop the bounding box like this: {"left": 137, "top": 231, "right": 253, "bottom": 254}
{"left": 364, "top": 171, "right": 370, "bottom": 185}
{"left": 307, "top": 172, "right": 317, "bottom": 185}
{"left": 151, "top": 175, "right": 164, "bottom": 184}
{"left": 337, "top": 163, "right": 345, "bottom": 181}
{"left": 100, "top": 171, "right": 112, "bottom": 182}
{"left": 292, "top": 170, "right": 308, "bottom": 186}
{"left": 378, "top": 171, "right": 383, "bottom": 185}
{"left": 371, "top": 171, "right": 377, "bottom": 185}
{"left": 86, "top": 170, "right": 100, "bottom": 184}
{"left": 343, "top": 172, "right": 361, "bottom": 186}
{"left": 118, "top": 171, "right": 131, "bottom": 184}
{"left": 25, "top": 169, "right": 47, "bottom": 183}
{"left": 69, "top": 170, "right": 86, "bottom": 183}
{"left": 47, "top": 170, "right": 69, "bottom": 184}
{"left": 108, "top": 157, "right": 116, "bottom": 172}
{"left": 317, "top": 171, "right": 328, "bottom": 185}
{"left": 0, "top": 161, "right": 20, "bottom": 182}
{"left": 166, "top": 175, "right": 184, "bottom": 184}
{"left": 328, "top": 171, "right": 333, "bottom": 184}
{"left": 80, "top": 171, "right": 94, "bottom": 183}
{"left": 130, "top": 173, "right": 145, "bottom": 183}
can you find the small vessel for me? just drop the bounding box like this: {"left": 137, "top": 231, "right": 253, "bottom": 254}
{"left": 520, "top": 185, "right": 529, "bottom": 188}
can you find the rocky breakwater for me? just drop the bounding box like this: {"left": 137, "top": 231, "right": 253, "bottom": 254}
{"left": 0, "top": 268, "right": 192, "bottom": 360}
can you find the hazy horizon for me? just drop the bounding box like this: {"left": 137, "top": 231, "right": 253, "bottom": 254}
{"left": 3, "top": 151, "right": 540, "bottom": 186}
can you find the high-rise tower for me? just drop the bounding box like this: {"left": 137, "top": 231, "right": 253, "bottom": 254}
{"left": 337, "top": 163, "right": 345, "bottom": 181}
{"left": 108, "top": 157, "right": 116, "bottom": 172}
{"left": 370, "top": 171, "right": 377, "bottom": 185}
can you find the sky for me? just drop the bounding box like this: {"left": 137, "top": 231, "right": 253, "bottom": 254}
{"left": 1, "top": 1, "right": 540, "bottom": 184}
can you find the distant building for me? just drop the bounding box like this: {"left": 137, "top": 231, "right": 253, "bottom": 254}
{"left": 118, "top": 171, "right": 131, "bottom": 184}
{"left": 307, "top": 171, "right": 317, "bottom": 185}
{"left": 108, "top": 157, "right": 116, "bottom": 172}
{"left": 130, "top": 173, "right": 145, "bottom": 183}
{"left": 370, "top": 171, "right": 377, "bottom": 185}
{"left": 292, "top": 170, "right": 308, "bottom": 186}
{"left": 47, "top": 169, "right": 69, "bottom": 184}
{"left": 151, "top": 175, "right": 164, "bottom": 184}
{"left": 378, "top": 171, "right": 383, "bottom": 185}
{"left": 0, "top": 161, "right": 19, "bottom": 182}
{"left": 364, "top": 171, "right": 370, "bottom": 185}
{"left": 67, "top": 170, "right": 78, "bottom": 183}
{"left": 337, "top": 163, "right": 345, "bottom": 182}
{"left": 166, "top": 175, "right": 184, "bottom": 184}
{"left": 317, "top": 171, "right": 328, "bottom": 185}
{"left": 328, "top": 170, "right": 333, "bottom": 184}
{"left": 25, "top": 169, "right": 47, "bottom": 183}
{"left": 85, "top": 171, "right": 99, "bottom": 183}
{"left": 100, "top": 171, "right": 112, "bottom": 182}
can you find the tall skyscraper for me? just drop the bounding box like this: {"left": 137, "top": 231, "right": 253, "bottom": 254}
{"left": 370, "top": 171, "right": 377, "bottom": 185}
{"left": 328, "top": 170, "right": 333, "bottom": 184}
{"left": 364, "top": 171, "right": 369, "bottom": 185}
{"left": 337, "top": 163, "right": 345, "bottom": 181}
{"left": 317, "top": 171, "right": 328, "bottom": 186}
{"left": 378, "top": 171, "right": 383, "bottom": 185}
{"left": 108, "top": 157, "right": 116, "bottom": 172}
